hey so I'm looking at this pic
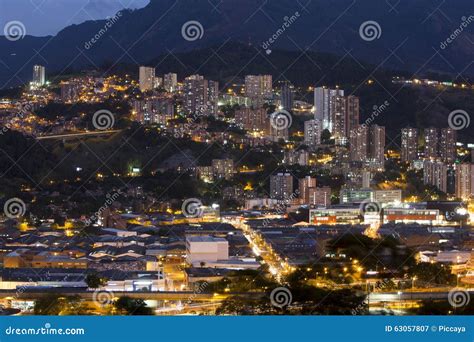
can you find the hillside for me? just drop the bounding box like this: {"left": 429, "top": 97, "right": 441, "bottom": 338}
{"left": 0, "top": 0, "right": 473, "bottom": 88}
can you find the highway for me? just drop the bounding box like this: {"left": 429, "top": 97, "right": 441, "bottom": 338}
{"left": 0, "top": 289, "right": 221, "bottom": 301}
{"left": 369, "top": 289, "right": 474, "bottom": 302}
{"left": 36, "top": 130, "right": 122, "bottom": 140}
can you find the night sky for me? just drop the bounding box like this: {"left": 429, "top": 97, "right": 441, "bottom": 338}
{"left": 0, "top": 0, "right": 149, "bottom": 36}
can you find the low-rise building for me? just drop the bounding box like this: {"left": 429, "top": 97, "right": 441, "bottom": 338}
{"left": 186, "top": 236, "right": 229, "bottom": 266}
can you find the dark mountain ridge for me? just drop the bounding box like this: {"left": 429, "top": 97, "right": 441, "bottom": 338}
{"left": 0, "top": 0, "right": 473, "bottom": 88}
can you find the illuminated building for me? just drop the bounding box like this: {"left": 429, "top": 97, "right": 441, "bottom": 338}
{"left": 304, "top": 119, "right": 321, "bottom": 147}
{"left": 196, "top": 166, "right": 214, "bottom": 183}
{"left": 283, "top": 149, "right": 309, "bottom": 166}
{"left": 183, "top": 75, "right": 219, "bottom": 116}
{"left": 369, "top": 125, "right": 385, "bottom": 169}
{"left": 330, "top": 95, "right": 359, "bottom": 144}
{"left": 32, "top": 65, "right": 46, "bottom": 87}
{"left": 330, "top": 95, "right": 347, "bottom": 143}
{"left": 383, "top": 208, "right": 439, "bottom": 225}
{"left": 374, "top": 189, "right": 402, "bottom": 204}
{"left": 269, "top": 121, "right": 289, "bottom": 142}
{"left": 424, "top": 160, "right": 448, "bottom": 193}
{"left": 401, "top": 128, "right": 418, "bottom": 162}
{"left": 340, "top": 188, "right": 373, "bottom": 204}
{"left": 235, "top": 107, "right": 268, "bottom": 131}
{"left": 455, "top": 163, "right": 474, "bottom": 200}
{"left": 440, "top": 128, "right": 457, "bottom": 163}
{"left": 270, "top": 173, "right": 294, "bottom": 200}
{"left": 219, "top": 94, "right": 251, "bottom": 107}
{"left": 163, "top": 73, "right": 177, "bottom": 92}
{"left": 60, "top": 81, "right": 79, "bottom": 102}
{"left": 424, "top": 127, "right": 438, "bottom": 160}
{"left": 299, "top": 176, "right": 317, "bottom": 204}
{"left": 308, "top": 186, "right": 331, "bottom": 207}
{"left": 132, "top": 98, "right": 174, "bottom": 124}
{"left": 211, "top": 159, "right": 235, "bottom": 180}
{"left": 139, "top": 66, "right": 155, "bottom": 92}
{"left": 185, "top": 236, "right": 229, "bottom": 265}
{"left": 245, "top": 75, "right": 272, "bottom": 107}
{"left": 309, "top": 207, "right": 361, "bottom": 225}
{"left": 280, "top": 81, "right": 294, "bottom": 111}
{"left": 313, "top": 87, "right": 344, "bottom": 131}
{"left": 350, "top": 125, "right": 368, "bottom": 163}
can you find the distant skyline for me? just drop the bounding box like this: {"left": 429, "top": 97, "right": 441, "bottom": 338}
{"left": 0, "top": 0, "right": 149, "bottom": 36}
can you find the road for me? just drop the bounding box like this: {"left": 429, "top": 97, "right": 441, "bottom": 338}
{"left": 223, "top": 216, "right": 293, "bottom": 281}
{"left": 369, "top": 289, "right": 474, "bottom": 302}
{"left": 0, "top": 289, "right": 222, "bottom": 301}
{"left": 36, "top": 130, "right": 122, "bottom": 140}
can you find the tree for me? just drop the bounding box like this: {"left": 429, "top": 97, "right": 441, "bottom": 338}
{"left": 321, "top": 129, "right": 333, "bottom": 145}
{"left": 34, "top": 295, "right": 90, "bottom": 315}
{"left": 114, "top": 296, "right": 153, "bottom": 315}
{"left": 408, "top": 263, "right": 456, "bottom": 286}
{"left": 85, "top": 273, "right": 108, "bottom": 288}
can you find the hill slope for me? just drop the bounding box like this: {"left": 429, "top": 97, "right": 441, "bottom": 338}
{"left": 0, "top": 0, "right": 473, "bottom": 88}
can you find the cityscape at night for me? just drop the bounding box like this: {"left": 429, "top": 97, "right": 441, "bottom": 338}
{"left": 0, "top": 0, "right": 473, "bottom": 325}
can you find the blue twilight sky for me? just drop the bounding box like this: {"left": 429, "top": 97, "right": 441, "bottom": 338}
{"left": 0, "top": 0, "right": 150, "bottom": 36}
